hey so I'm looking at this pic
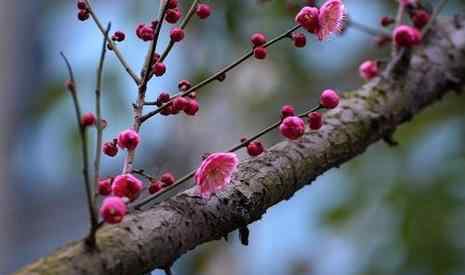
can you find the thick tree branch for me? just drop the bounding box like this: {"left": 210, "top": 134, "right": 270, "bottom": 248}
{"left": 16, "top": 17, "right": 465, "bottom": 275}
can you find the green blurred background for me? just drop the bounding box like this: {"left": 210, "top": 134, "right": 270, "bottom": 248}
{"left": 0, "top": 0, "right": 464, "bottom": 274}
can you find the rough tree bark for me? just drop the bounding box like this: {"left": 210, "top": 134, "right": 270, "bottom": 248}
{"left": 16, "top": 17, "right": 465, "bottom": 275}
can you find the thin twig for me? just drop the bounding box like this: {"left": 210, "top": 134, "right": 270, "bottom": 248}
{"left": 347, "top": 18, "right": 391, "bottom": 37}
{"left": 158, "top": 0, "right": 199, "bottom": 63}
{"left": 84, "top": 0, "right": 141, "bottom": 84}
{"left": 422, "top": 0, "right": 449, "bottom": 36}
{"left": 93, "top": 23, "right": 111, "bottom": 205}
{"left": 140, "top": 0, "right": 170, "bottom": 87}
{"left": 122, "top": 0, "right": 169, "bottom": 174}
{"left": 60, "top": 52, "right": 99, "bottom": 248}
{"left": 140, "top": 24, "right": 302, "bottom": 123}
{"left": 392, "top": 2, "right": 405, "bottom": 57}
{"left": 133, "top": 104, "right": 322, "bottom": 210}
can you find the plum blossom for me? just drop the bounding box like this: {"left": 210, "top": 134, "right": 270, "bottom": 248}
{"left": 295, "top": 0, "right": 345, "bottom": 41}
{"left": 195, "top": 153, "right": 239, "bottom": 199}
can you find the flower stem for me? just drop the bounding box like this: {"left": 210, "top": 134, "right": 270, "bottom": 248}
{"left": 139, "top": 24, "right": 302, "bottom": 124}
{"left": 84, "top": 0, "right": 141, "bottom": 84}
{"left": 60, "top": 52, "right": 99, "bottom": 248}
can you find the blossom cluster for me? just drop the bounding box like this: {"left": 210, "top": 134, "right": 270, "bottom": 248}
{"left": 358, "top": 0, "right": 430, "bottom": 81}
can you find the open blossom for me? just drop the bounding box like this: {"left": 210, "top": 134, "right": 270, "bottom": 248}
{"left": 317, "top": 0, "right": 345, "bottom": 41}
{"left": 295, "top": 0, "right": 345, "bottom": 41}
{"left": 195, "top": 153, "right": 239, "bottom": 199}
{"left": 112, "top": 174, "right": 144, "bottom": 202}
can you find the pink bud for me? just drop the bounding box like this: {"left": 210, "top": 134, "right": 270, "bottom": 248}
{"left": 103, "top": 140, "right": 118, "bottom": 157}
{"left": 149, "top": 180, "right": 163, "bottom": 194}
{"left": 292, "top": 32, "right": 307, "bottom": 48}
{"left": 320, "top": 89, "right": 340, "bottom": 109}
{"left": 247, "top": 141, "right": 265, "bottom": 157}
{"left": 279, "top": 116, "right": 305, "bottom": 140}
{"left": 411, "top": 10, "right": 430, "bottom": 29}
{"left": 281, "top": 105, "right": 295, "bottom": 119}
{"left": 359, "top": 60, "right": 379, "bottom": 81}
{"left": 250, "top": 32, "right": 267, "bottom": 47}
{"left": 117, "top": 129, "right": 140, "bottom": 151}
{"left": 98, "top": 178, "right": 113, "bottom": 196}
{"left": 308, "top": 112, "right": 323, "bottom": 130}
{"left": 112, "top": 174, "right": 144, "bottom": 202}
{"left": 165, "top": 8, "right": 182, "bottom": 24}
{"left": 156, "top": 92, "right": 171, "bottom": 107}
{"left": 380, "top": 16, "right": 395, "bottom": 27}
{"left": 100, "top": 196, "right": 127, "bottom": 224}
{"left": 78, "top": 9, "right": 90, "bottom": 21}
{"left": 253, "top": 47, "right": 267, "bottom": 59}
{"left": 167, "top": 0, "right": 178, "bottom": 9}
{"left": 184, "top": 99, "right": 200, "bottom": 116}
{"left": 170, "top": 27, "right": 185, "bottom": 42}
{"left": 172, "top": 97, "right": 189, "bottom": 114}
{"left": 137, "top": 25, "right": 154, "bottom": 41}
{"left": 112, "top": 31, "right": 126, "bottom": 42}
{"left": 160, "top": 172, "right": 176, "bottom": 187}
{"left": 152, "top": 62, "right": 166, "bottom": 77}
{"left": 393, "top": 25, "right": 422, "bottom": 47}
{"left": 77, "top": 0, "right": 87, "bottom": 10}
{"left": 295, "top": 7, "right": 320, "bottom": 33}
{"left": 178, "top": 80, "right": 192, "bottom": 91}
{"left": 80, "top": 112, "right": 96, "bottom": 127}
{"left": 196, "top": 4, "right": 211, "bottom": 19}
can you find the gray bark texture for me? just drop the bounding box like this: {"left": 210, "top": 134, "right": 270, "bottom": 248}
{"left": 16, "top": 17, "right": 465, "bottom": 275}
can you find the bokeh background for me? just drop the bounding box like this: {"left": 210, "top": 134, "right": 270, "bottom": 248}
{"left": 1, "top": 0, "right": 465, "bottom": 274}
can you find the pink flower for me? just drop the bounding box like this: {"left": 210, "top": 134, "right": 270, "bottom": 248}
{"left": 117, "top": 129, "right": 140, "bottom": 151}
{"left": 295, "top": 7, "right": 320, "bottom": 33}
{"left": 393, "top": 25, "right": 422, "bottom": 47}
{"left": 359, "top": 60, "right": 379, "bottom": 81}
{"left": 195, "top": 152, "right": 239, "bottom": 199}
{"left": 280, "top": 116, "right": 306, "bottom": 140}
{"left": 112, "top": 173, "right": 144, "bottom": 202}
{"left": 100, "top": 196, "right": 127, "bottom": 224}
{"left": 295, "top": 0, "right": 345, "bottom": 41}
{"left": 317, "top": 0, "right": 345, "bottom": 41}
{"left": 320, "top": 89, "right": 340, "bottom": 109}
